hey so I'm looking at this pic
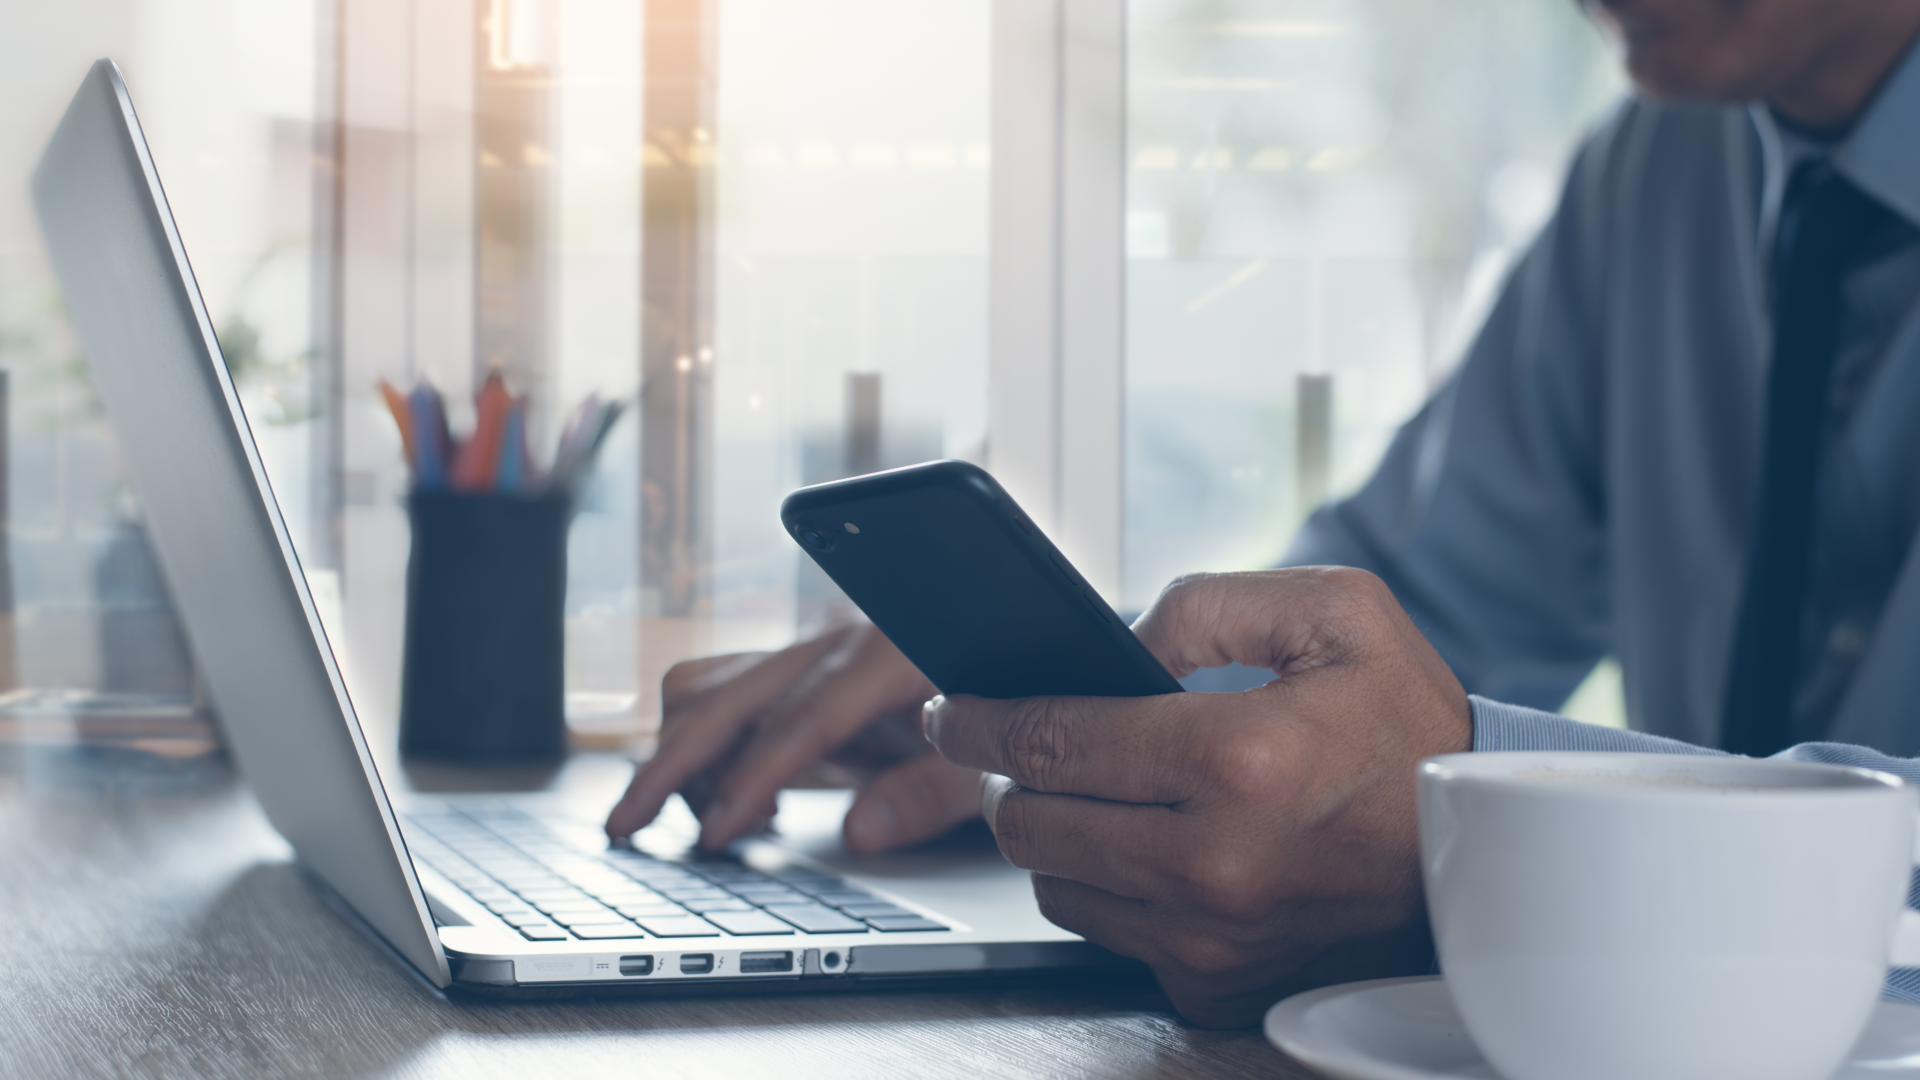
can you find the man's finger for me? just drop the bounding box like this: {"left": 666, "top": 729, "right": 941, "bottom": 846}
{"left": 1027, "top": 874, "right": 1304, "bottom": 1030}
{"left": 1026, "top": 873, "right": 1155, "bottom": 963}
{"left": 605, "top": 632, "right": 851, "bottom": 837}
{"left": 697, "top": 630, "right": 934, "bottom": 847}
{"left": 842, "top": 753, "right": 984, "bottom": 854}
{"left": 925, "top": 691, "right": 1217, "bottom": 804}
{"left": 1130, "top": 567, "right": 1388, "bottom": 679}
{"left": 988, "top": 785, "right": 1180, "bottom": 899}
{"left": 659, "top": 651, "right": 754, "bottom": 698}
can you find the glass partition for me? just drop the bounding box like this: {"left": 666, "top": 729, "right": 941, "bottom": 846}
{"left": 704, "top": 0, "right": 990, "bottom": 661}
{"left": 0, "top": 2, "right": 322, "bottom": 748}
{"left": 1123, "top": 0, "right": 1624, "bottom": 610}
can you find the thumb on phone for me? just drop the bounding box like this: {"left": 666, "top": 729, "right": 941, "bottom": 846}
{"left": 1131, "top": 567, "right": 1401, "bottom": 681}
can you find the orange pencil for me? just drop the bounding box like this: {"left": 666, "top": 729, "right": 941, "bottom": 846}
{"left": 452, "top": 370, "right": 512, "bottom": 491}
{"left": 378, "top": 379, "right": 418, "bottom": 473}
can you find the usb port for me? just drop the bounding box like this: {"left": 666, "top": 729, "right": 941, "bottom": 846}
{"left": 678, "top": 953, "right": 714, "bottom": 975}
{"left": 739, "top": 951, "right": 793, "bottom": 974}
{"left": 619, "top": 955, "right": 653, "bottom": 977}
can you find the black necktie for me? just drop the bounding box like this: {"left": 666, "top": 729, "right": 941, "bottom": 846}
{"left": 1721, "top": 163, "right": 1901, "bottom": 756}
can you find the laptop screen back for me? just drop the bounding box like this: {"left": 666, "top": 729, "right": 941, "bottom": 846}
{"left": 31, "top": 59, "right": 449, "bottom": 987}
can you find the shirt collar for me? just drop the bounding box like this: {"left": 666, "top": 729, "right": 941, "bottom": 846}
{"left": 1752, "top": 37, "right": 1920, "bottom": 251}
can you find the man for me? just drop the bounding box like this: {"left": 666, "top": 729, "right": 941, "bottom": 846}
{"left": 607, "top": 0, "right": 1920, "bottom": 1026}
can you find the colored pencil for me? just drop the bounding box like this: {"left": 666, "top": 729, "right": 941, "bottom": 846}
{"left": 378, "top": 379, "right": 417, "bottom": 473}
{"left": 496, "top": 399, "right": 526, "bottom": 494}
{"left": 452, "top": 371, "right": 512, "bottom": 492}
{"left": 407, "top": 383, "right": 450, "bottom": 489}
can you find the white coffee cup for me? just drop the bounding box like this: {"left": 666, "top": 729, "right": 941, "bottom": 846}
{"left": 1418, "top": 752, "right": 1920, "bottom": 1080}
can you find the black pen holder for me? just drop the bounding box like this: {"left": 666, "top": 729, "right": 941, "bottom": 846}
{"left": 400, "top": 490, "right": 571, "bottom": 762}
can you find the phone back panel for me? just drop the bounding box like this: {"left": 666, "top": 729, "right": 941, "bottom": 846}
{"left": 780, "top": 461, "right": 1182, "bottom": 699}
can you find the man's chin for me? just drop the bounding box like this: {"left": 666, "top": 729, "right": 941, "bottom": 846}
{"left": 1622, "top": 44, "right": 1769, "bottom": 106}
{"left": 1589, "top": 1, "right": 1771, "bottom": 106}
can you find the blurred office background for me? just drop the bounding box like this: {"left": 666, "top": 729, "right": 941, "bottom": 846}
{"left": 0, "top": 0, "right": 1624, "bottom": 760}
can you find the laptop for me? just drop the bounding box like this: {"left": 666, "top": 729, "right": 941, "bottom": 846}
{"left": 31, "top": 59, "right": 1130, "bottom": 995}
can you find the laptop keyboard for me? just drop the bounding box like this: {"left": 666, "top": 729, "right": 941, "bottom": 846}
{"left": 402, "top": 808, "right": 949, "bottom": 943}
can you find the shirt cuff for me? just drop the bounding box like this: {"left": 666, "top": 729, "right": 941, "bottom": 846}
{"left": 1468, "top": 695, "right": 1723, "bottom": 757}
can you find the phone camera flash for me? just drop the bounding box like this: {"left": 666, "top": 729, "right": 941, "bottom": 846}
{"left": 843, "top": 523, "right": 860, "bottom": 534}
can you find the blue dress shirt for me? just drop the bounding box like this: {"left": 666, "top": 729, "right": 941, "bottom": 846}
{"left": 1286, "top": 40, "right": 1920, "bottom": 754}
{"left": 1281, "top": 40, "right": 1920, "bottom": 998}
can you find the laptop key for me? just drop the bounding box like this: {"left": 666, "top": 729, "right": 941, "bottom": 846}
{"left": 811, "top": 892, "right": 881, "bottom": 909}
{"left": 551, "top": 909, "right": 620, "bottom": 927}
{"left": 589, "top": 891, "right": 663, "bottom": 907}
{"left": 583, "top": 883, "right": 660, "bottom": 899}
{"left": 532, "top": 899, "right": 603, "bottom": 915}
{"left": 728, "top": 886, "right": 807, "bottom": 905}
{"left": 763, "top": 904, "right": 869, "bottom": 934}
{"left": 632, "top": 915, "right": 719, "bottom": 937}
{"left": 518, "top": 924, "right": 570, "bottom": 941}
{"left": 785, "top": 879, "right": 852, "bottom": 896}
{"left": 702, "top": 911, "right": 793, "bottom": 936}
{"left": 696, "top": 868, "right": 772, "bottom": 886}
{"left": 835, "top": 903, "right": 914, "bottom": 919}
{"left": 616, "top": 903, "right": 688, "bottom": 919}
{"left": 499, "top": 912, "right": 553, "bottom": 928}
{"left": 627, "top": 866, "right": 705, "bottom": 880}
{"left": 569, "top": 922, "right": 647, "bottom": 940}
{"left": 519, "top": 887, "right": 592, "bottom": 902}
{"left": 542, "top": 856, "right": 607, "bottom": 872}
{"left": 681, "top": 898, "right": 753, "bottom": 913}
{"left": 768, "top": 868, "right": 840, "bottom": 885}
{"left": 488, "top": 861, "right": 556, "bottom": 874}
{"left": 567, "top": 879, "right": 637, "bottom": 896}
{"left": 564, "top": 872, "right": 635, "bottom": 888}
{"left": 866, "top": 916, "right": 948, "bottom": 933}
{"left": 541, "top": 910, "right": 617, "bottom": 925}
{"left": 618, "top": 864, "right": 699, "bottom": 879}
{"left": 623, "top": 877, "right": 704, "bottom": 893}
{"left": 592, "top": 897, "right": 659, "bottom": 912}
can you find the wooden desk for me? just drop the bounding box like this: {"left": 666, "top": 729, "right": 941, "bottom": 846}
{"left": 0, "top": 743, "right": 1313, "bottom": 1079}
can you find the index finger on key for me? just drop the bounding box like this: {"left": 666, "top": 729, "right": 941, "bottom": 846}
{"left": 923, "top": 691, "right": 1206, "bottom": 805}
{"left": 606, "top": 629, "right": 853, "bottom": 837}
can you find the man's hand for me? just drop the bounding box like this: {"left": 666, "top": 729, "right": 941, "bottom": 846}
{"left": 605, "top": 621, "right": 983, "bottom": 854}
{"left": 925, "top": 567, "right": 1471, "bottom": 1028}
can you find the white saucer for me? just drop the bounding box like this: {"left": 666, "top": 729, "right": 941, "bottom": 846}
{"left": 1264, "top": 976, "right": 1920, "bottom": 1080}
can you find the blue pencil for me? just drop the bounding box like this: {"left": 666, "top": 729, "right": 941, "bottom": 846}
{"left": 496, "top": 403, "right": 525, "bottom": 494}
{"left": 408, "top": 384, "right": 449, "bottom": 489}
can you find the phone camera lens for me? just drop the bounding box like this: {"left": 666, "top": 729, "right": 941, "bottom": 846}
{"left": 796, "top": 526, "right": 833, "bottom": 552}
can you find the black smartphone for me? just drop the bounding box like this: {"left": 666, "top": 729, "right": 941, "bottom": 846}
{"left": 780, "top": 460, "right": 1184, "bottom": 699}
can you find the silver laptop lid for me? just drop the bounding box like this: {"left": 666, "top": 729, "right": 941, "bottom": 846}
{"left": 31, "top": 59, "right": 450, "bottom": 988}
